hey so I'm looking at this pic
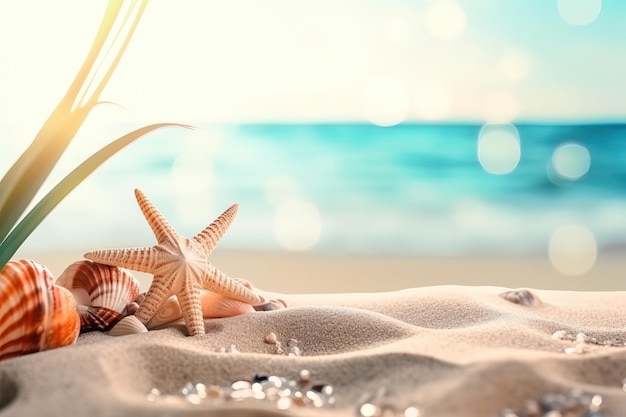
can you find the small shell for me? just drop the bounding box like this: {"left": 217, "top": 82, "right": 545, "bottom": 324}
{"left": 146, "top": 290, "right": 255, "bottom": 329}
{"left": 0, "top": 260, "right": 80, "bottom": 361}
{"left": 499, "top": 289, "right": 542, "bottom": 306}
{"left": 57, "top": 260, "right": 140, "bottom": 331}
{"left": 109, "top": 315, "right": 148, "bottom": 337}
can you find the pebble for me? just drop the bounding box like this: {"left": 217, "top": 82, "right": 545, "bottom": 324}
{"left": 264, "top": 332, "right": 278, "bottom": 344}
{"left": 551, "top": 330, "right": 625, "bottom": 354}
{"left": 494, "top": 390, "right": 605, "bottom": 417}
{"left": 146, "top": 369, "right": 336, "bottom": 410}
{"left": 356, "top": 388, "right": 421, "bottom": 417}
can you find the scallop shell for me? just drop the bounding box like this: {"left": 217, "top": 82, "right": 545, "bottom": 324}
{"left": 109, "top": 315, "right": 148, "bottom": 337}
{"left": 146, "top": 290, "right": 256, "bottom": 329}
{"left": 0, "top": 260, "right": 80, "bottom": 361}
{"left": 56, "top": 260, "right": 140, "bottom": 332}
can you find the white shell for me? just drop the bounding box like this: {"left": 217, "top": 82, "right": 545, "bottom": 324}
{"left": 109, "top": 315, "right": 148, "bottom": 337}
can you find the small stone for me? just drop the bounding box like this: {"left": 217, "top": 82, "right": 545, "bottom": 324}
{"left": 552, "top": 330, "right": 567, "bottom": 340}
{"left": 227, "top": 344, "right": 239, "bottom": 353}
{"left": 264, "top": 332, "right": 278, "bottom": 344}
{"left": 147, "top": 388, "right": 161, "bottom": 402}
{"left": 229, "top": 388, "right": 253, "bottom": 400}
{"left": 267, "top": 375, "right": 284, "bottom": 388}
{"left": 287, "top": 346, "right": 302, "bottom": 357}
{"left": 180, "top": 382, "right": 195, "bottom": 395}
{"left": 404, "top": 406, "right": 421, "bottom": 417}
{"left": 299, "top": 369, "right": 311, "bottom": 383}
{"left": 306, "top": 390, "right": 323, "bottom": 408}
{"left": 499, "top": 409, "right": 519, "bottom": 417}
{"left": 576, "top": 332, "right": 587, "bottom": 343}
{"left": 276, "top": 396, "right": 292, "bottom": 410}
{"left": 206, "top": 385, "right": 221, "bottom": 398}
{"left": 231, "top": 380, "right": 252, "bottom": 390}
{"left": 286, "top": 339, "right": 299, "bottom": 348}
{"left": 589, "top": 394, "right": 603, "bottom": 412}
{"left": 359, "top": 402, "right": 381, "bottom": 417}
{"left": 253, "top": 374, "right": 269, "bottom": 383}
{"left": 194, "top": 383, "right": 207, "bottom": 398}
{"left": 185, "top": 394, "right": 202, "bottom": 405}
{"left": 292, "top": 396, "right": 308, "bottom": 407}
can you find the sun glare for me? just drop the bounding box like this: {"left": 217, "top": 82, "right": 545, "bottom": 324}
{"left": 558, "top": 0, "right": 602, "bottom": 26}
{"left": 477, "top": 123, "right": 521, "bottom": 175}
{"left": 549, "top": 224, "right": 597, "bottom": 275}
{"left": 273, "top": 200, "right": 322, "bottom": 252}
{"left": 551, "top": 143, "right": 591, "bottom": 180}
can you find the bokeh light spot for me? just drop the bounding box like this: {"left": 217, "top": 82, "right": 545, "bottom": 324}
{"left": 549, "top": 224, "right": 597, "bottom": 275}
{"left": 424, "top": 0, "right": 467, "bottom": 40}
{"left": 552, "top": 143, "right": 591, "bottom": 180}
{"left": 481, "top": 91, "right": 518, "bottom": 123}
{"left": 273, "top": 200, "right": 322, "bottom": 251}
{"left": 363, "top": 76, "right": 410, "bottom": 127}
{"left": 558, "top": 0, "right": 602, "bottom": 26}
{"left": 477, "top": 123, "right": 521, "bottom": 175}
{"left": 498, "top": 48, "right": 534, "bottom": 81}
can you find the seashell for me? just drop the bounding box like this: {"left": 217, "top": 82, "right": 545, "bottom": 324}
{"left": 109, "top": 315, "right": 148, "bottom": 336}
{"left": 253, "top": 298, "right": 287, "bottom": 311}
{"left": 499, "top": 289, "right": 542, "bottom": 307}
{"left": 0, "top": 260, "right": 80, "bottom": 361}
{"left": 146, "top": 290, "right": 256, "bottom": 330}
{"left": 57, "top": 260, "right": 140, "bottom": 332}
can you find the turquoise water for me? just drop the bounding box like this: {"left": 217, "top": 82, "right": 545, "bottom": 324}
{"left": 11, "top": 122, "right": 626, "bottom": 255}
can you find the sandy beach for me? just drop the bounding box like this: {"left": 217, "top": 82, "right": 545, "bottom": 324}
{"left": 0, "top": 251, "right": 625, "bottom": 416}
{"left": 14, "top": 250, "right": 626, "bottom": 293}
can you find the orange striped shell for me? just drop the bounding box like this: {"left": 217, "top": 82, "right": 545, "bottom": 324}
{"left": 0, "top": 260, "right": 80, "bottom": 361}
{"left": 56, "top": 260, "right": 140, "bottom": 332}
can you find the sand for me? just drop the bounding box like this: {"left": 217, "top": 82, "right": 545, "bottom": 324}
{"left": 1, "top": 252, "right": 626, "bottom": 416}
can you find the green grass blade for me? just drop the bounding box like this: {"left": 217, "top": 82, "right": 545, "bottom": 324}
{"left": 0, "top": 123, "right": 189, "bottom": 268}
{"left": 0, "top": 1, "right": 140, "bottom": 243}
{"left": 0, "top": 106, "right": 90, "bottom": 242}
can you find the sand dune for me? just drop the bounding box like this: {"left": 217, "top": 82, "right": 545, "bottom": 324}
{"left": 1, "top": 285, "right": 625, "bottom": 416}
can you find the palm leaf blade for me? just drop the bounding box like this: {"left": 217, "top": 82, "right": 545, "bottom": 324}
{"left": 0, "top": 123, "right": 189, "bottom": 268}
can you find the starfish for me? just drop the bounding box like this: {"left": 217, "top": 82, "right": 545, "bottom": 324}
{"left": 84, "top": 188, "right": 261, "bottom": 336}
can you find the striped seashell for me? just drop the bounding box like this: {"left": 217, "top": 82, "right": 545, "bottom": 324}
{"left": 109, "top": 315, "right": 148, "bottom": 337}
{"left": 0, "top": 260, "right": 80, "bottom": 361}
{"left": 56, "top": 260, "right": 140, "bottom": 332}
{"left": 146, "top": 290, "right": 257, "bottom": 330}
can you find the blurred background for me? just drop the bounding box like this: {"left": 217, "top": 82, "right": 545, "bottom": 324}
{"left": 2, "top": 0, "right": 626, "bottom": 292}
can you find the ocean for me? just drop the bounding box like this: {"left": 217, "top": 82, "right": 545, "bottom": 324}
{"left": 8, "top": 122, "right": 626, "bottom": 258}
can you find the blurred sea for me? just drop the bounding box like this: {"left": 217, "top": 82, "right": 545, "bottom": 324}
{"left": 6, "top": 122, "right": 626, "bottom": 256}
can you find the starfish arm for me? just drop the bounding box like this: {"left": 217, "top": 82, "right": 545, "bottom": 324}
{"left": 84, "top": 247, "right": 159, "bottom": 273}
{"left": 134, "top": 273, "right": 174, "bottom": 325}
{"left": 192, "top": 204, "right": 239, "bottom": 255}
{"left": 135, "top": 188, "right": 180, "bottom": 244}
{"left": 203, "top": 263, "right": 261, "bottom": 304}
{"left": 177, "top": 287, "right": 205, "bottom": 336}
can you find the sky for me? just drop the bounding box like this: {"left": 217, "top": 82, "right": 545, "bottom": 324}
{"left": 1, "top": 0, "right": 626, "bottom": 127}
